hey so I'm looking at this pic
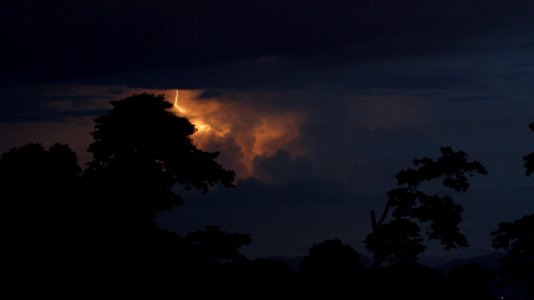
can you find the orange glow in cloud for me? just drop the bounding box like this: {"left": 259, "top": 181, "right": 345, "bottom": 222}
{"left": 17, "top": 85, "right": 302, "bottom": 179}
{"left": 170, "top": 89, "right": 230, "bottom": 139}
{"left": 167, "top": 89, "right": 302, "bottom": 178}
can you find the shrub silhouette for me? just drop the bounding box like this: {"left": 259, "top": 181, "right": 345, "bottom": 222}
{"left": 301, "top": 239, "right": 363, "bottom": 279}
{"left": 301, "top": 239, "right": 365, "bottom": 297}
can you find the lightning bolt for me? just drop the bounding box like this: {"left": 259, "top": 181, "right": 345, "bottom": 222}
{"left": 174, "top": 89, "right": 186, "bottom": 113}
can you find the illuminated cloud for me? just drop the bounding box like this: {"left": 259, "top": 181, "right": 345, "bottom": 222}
{"left": 0, "top": 85, "right": 307, "bottom": 180}
{"left": 3, "top": 84, "right": 533, "bottom": 193}
{"left": 165, "top": 89, "right": 305, "bottom": 179}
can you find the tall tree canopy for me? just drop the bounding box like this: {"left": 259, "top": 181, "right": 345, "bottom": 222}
{"left": 365, "top": 147, "right": 487, "bottom": 266}
{"left": 0, "top": 143, "right": 82, "bottom": 282}
{"left": 84, "top": 93, "right": 235, "bottom": 235}
{"left": 0, "top": 143, "right": 81, "bottom": 240}
{"left": 80, "top": 93, "right": 240, "bottom": 289}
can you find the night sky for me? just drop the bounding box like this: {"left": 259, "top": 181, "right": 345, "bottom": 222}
{"left": 1, "top": 0, "right": 533, "bottom": 261}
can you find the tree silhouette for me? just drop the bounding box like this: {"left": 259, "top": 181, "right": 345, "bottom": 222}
{"left": 301, "top": 239, "right": 365, "bottom": 297}
{"left": 83, "top": 93, "right": 235, "bottom": 239}
{"left": 491, "top": 122, "right": 534, "bottom": 298}
{"left": 0, "top": 143, "right": 82, "bottom": 288}
{"left": 0, "top": 143, "right": 81, "bottom": 241}
{"left": 491, "top": 214, "right": 533, "bottom": 297}
{"left": 447, "top": 263, "right": 495, "bottom": 300}
{"left": 365, "top": 147, "right": 487, "bottom": 267}
{"left": 368, "top": 263, "right": 448, "bottom": 300}
{"left": 301, "top": 239, "right": 364, "bottom": 279}
{"left": 80, "top": 93, "right": 239, "bottom": 290}
{"left": 184, "top": 226, "right": 252, "bottom": 264}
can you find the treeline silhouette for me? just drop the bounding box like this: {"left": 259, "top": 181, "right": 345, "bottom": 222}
{"left": 1, "top": 94, "right": 531, "bottom": 298}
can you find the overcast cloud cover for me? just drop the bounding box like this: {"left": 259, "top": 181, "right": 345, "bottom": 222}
{"left": 1, "top": 0, "right": 533, "bottom": 258}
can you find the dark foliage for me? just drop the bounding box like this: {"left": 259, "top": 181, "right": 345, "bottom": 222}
{"left": 367, "top": 263, "right": 448, "bottom": 300}
{"left": 184, "top": 226, "right": 252, "bottom": 263}
{"left": 490, "top": 121, "right": 534, "bottom": 298}
{"left": 72, "top": 94, "right": 245, "bottom": 294}
{"left": 83, "top": 94, "right": 235, "bottom": 239}
{"left": 300, "top": 239, "right": 365, "bottom": 297}
{"left": 0, "top": 143, "right": 82, "bottom": 292}
{"left": 492, "top": 214, "right": 534, "bottom": 297}
{"left": 365, "top": 147, "right": 487, "bottom": 266}
{"left": 0, "top": 143, "right": 81, "bottom": 241}
{"left": 301, "top": 239, "right": 364, "bottom": 279}
{"left": 365, "top": 218, "right": 425, "bottom": 265}
{"left": 447, "top": 263, "right": 495, "bottom": 300}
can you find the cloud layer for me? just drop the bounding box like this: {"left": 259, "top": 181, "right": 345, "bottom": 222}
{"left": 3, "top": 1, "right": 534, "bottom": 85}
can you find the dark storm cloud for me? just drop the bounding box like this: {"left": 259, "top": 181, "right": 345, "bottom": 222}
{"left": 253, "top": 149, "right": 315, "bottom": 184}
{"left": 296, "top": 124, "right": 438, "bottom": 191}
{"left": 2, "top": 0, "right": 534, "bottom": 86}
{"left": 88, "top": 42, "right": 534, "bottom": 94}
{"left": 0, "top": 85, "right": 137, "bottom": 122}
{"left": 0, "top": 87, "right": 102, "bottom": 122}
